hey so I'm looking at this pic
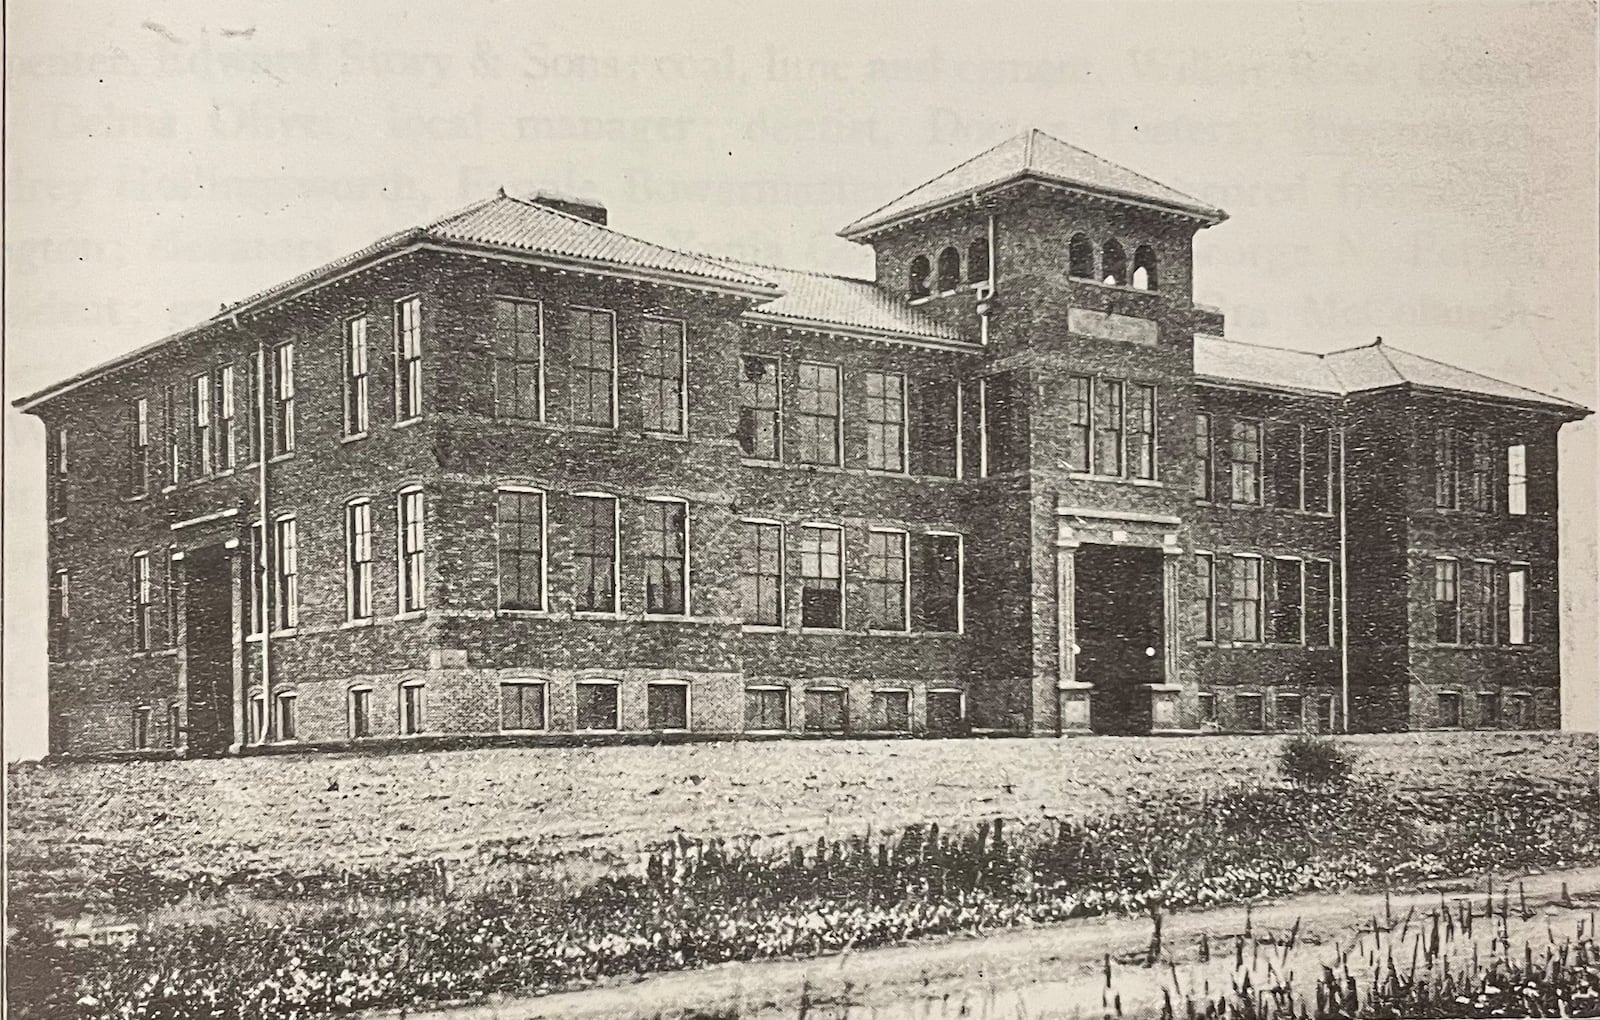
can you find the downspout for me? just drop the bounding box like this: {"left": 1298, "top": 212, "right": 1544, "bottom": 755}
{"left": 975, "top": 210, "right": 997, "bottom": 346}
{"left": 1338, "top": 418, "right": 1350, "bottom": 733}
{"left": 252, "top": 324, "right": 273, "bottom": 747}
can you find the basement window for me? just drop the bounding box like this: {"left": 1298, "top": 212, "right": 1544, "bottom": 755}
{"left": 575, "top": 679, "right": 620, "bottom": 732}
{"left": 1234, "top": 693, "right": 1264, "bottom": 731}
{"left": 1275, "top": 694, "right": 1302, "bottom": 731}
{"left": 274, "top": 692, "right": 298, "bottom": 742}
{"left": 803, "top": 688, "right": 847, "bottom": 734}
{"left": 647, "top": 681, "right": 689, "bottom": 731}
{"left": 131, "top": 706, "right": 152, "bottom": 750}
{"left": 871, "top": 690, "right": 911, "bottom": 733}
{"left": 744, "top": 686, "right": 789, "bottom": 731}
{"left": 1437, "top": 692, "right": 1461, "bottom": 729}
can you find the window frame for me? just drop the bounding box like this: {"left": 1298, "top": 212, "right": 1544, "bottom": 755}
{"left": 1275, "top": 693, "right": 1303, "bottom": 732}
{"left": 571, "top": 491, "right": 621, "bottom": 616}
{"left": 1234, "top": 692, "right": 1265, "bottom": 732}
{"left": 794, "top": 361, "right": 842, "bottom": 466}
{"left": 1506, "top": 443, "right": 1527, "bottom": 516}
{"left": 1127, "top": 383, "right": 1157, "bottom": 481}
{"left": 273, "top": 514, "right": 298, "bottom": 633}
{"left": 568, "top": 305, "right": 618, "bottom": 429}
{"left": 646, "top": 678, "right": 691, "bottom": 733}
{"left": 797, "top": 522, "right": 845, "bottom": 631}
{"left": 272, "top": 342, "right": 296, "bottom": 457}
{"left": 1229, "top": 418, "right": 1263, "bottom": 505}
{"left": 1065, "top": 375, "right": 1092, "bottom": 474}
{"left": 398, "top": 680, "right": 426, "bottom": 736}
{"left": 864, "top": 370, "right": 908, "bottom": 473}
{"left": 864, "top": 527, "right": 910, "bottom": 633}
{"left": 128, "top": 398, "right": 151, "bottom": 497}
{"left": 1505, "top": 563, "right": 1530, "bottom": 646}
{"left": 132, "top": 705, "right": 152, "bottom": 750}
{"left": 396, "top": 486, "right": 426, "bottom": 616}
{"left": 216, "top": 365, "right": 237, "bottom": 471}
{"left": 131, "top": 551, "right": 153, "bottom": 652}
{"left": 1304, "top": 558, "right": 1334, "bottom": 648}
{"left": 273, "top": 691, "right": 299, "bottom": 743}
{"left": 912, "top": 530, "right": 964, "bottom": 634}
{"left": 1433, "top": 557, "right": 1460, "bottom": 645}
{"left": 1269, "top": 556, "right": 1305, "bottom": 645}
{"left": 190, "top": 372, "right": 213, "bottom": 477}
{"left": 802, "top": 685, "right": 849, "bottom": 734}
{"left": 739, "top": 518, "right": 786, "bottom": 629}
{"left": 1194, "top": 551, "right": 1216, "bottom": 643}
{"left": 744, "top": 684, "right": 790, "bottom": 732}
{"left": 491, "top": 297, "right": 546, "bottom": 424}
{"left": 639, "top": 315, "right": 688, "bottom": 436}
{"left": 738, "top": 354, "right": 782, "bottom": 461}
{"left": 1434, "top": 426, "right": 1459, "bottom": 510}
{"left": 1193, "top": 412, "right": 1213, "bottom": 500}
{"left": 574, "top": 677, "right": 622, "bottom": 733}
{"left": 248, "top": 692, "right": 267, "bottom": 745}
{"left": 394, "top": 295, "right": 424, "bottom": 424}
{"left": 496, "top": 487, "right": 548, "bottom": 614}
{"left": 1229, "top": 554, "right": 1263, "bottom": 644}
{"left": 344, "top": 314, "right": 371, "bottom": 438}
{"left": 345, "top": 499, "right": 374, "bottom": 622}
{"left": 643, "top": 496, "right": 690, "bottom": 618}
{"left": 1436, "top": 691, "right": 1462, "bottom": 729}
{"left": 870, "top": 688, "right": 912, "bottom": 733}
{"left": 498, "top": 678, "right": 550, "bottom": 734}
{"left": 1092, "top": 377, "right": 1125, "bottom": 478}
{"left": 348, "top": 685, "right": 374, "bottom": 739}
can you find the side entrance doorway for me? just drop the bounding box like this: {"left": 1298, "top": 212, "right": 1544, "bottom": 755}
{"left": 183, "top": 544, "right": 236, "bottom": 756}
{"left": 1075, "top": 543, "right": 1165, "bottom": 734}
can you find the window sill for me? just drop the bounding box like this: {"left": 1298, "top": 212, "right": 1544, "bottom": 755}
{"left": 575, "top": 728, "right": 620, "bottom": 736}
{"left": 499, "top": 728, "right": 550, "bottom": 736}
{"left": 1070, "top": 277, "right": 1160, "bottom": 296}
{"left": 496, "top": 608, "right": 552, "bottom": 619}
{"left": 569, "top": 423, "right": 618, "bottom": 435}
{"left": 572, "top": 610, "right": 623, "bottom": 620}
{"left": 341, "top": 617, "right": 375, "bottom": 629}
{"left": 394, "top": 417, "right": 423, "bottom": 430}
{"left": 1066, "top": 472, "right": 1162, "bottom": 488}
{"left": 160, "top": 485, "right": 178, "bottom": 495}
{"left": 643, "top": 430, "right": 690, "bottom": 443}
{"left": 395, "top": 610, "right": 427, "bottom": 622}
{"left": 270, "top": 628, "right": 299, "bottom": 639}
{"left": 340, "top": 433, "right": 369, "bottom": 444}
{"left": 123, "top": 493, "right": 150, "bottom": 503}
{"left": 740, "top": 624, "right": 786, "bottom": 634}
{"left": 740, "top": 456, "right": 785, "bottom": 469}
{"left": 268, "top": 452, "right": 295, "bottom": 464}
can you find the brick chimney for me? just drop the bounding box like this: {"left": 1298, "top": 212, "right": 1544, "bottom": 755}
{"left": 528, "top": 190, "right": 607, "bottom": 226}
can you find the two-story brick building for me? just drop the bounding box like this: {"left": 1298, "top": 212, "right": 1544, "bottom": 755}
{"left": 17, "top": 129, "right": 1588, "bottom": 756}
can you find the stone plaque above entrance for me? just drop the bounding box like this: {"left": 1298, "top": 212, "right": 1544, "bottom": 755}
{"left": 1067, "top": 307, "right": 1158, "bottom": 346}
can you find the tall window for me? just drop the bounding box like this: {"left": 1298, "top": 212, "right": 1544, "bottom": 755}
{"left": 345, "top": 500, "right": 373, "bottom": 621}
{"left": 1093, "top": 379, "right": 1124, "bottom": 477}
{"left": 1505, "top": 565, "right": 1529, "bottom": 645}
{"left": 248, "top": 694, "right": 266, "bottom": 744}
{"left": 1305, "top": 560, "right": 1333, "bottom": 647}
{"left": 1193, "top": 413, "right": 1213, "bottom": 500}
{"left": 49, "top": 569, "right": 69, "bottom": 659}
{"left": 1065, "top": 376, "right": 1092, "bottom": 473}
{"left": 864, "top": 372, "right": 906, "bottom": 472}
{"left": 132, "top": 707, "right": 151, "bottom": 750}
{"left": 272, "top": 343, "right": 295, "bottom": 456}
{"left": 1230, "top": 555, "right": 1262, "bottom": 643}
{"left": 911, "top": 533, "right": 962, "bottom": 633}
{"left": 163, "top": 384, "right": 181, "bottom": 485}
{"left": 274, "top": 517, "right": 298, "bottom": 631}
{"left": 249, "top": 522, "right": 267, "bottom": 637}
{"left": 738, "top": 355, "right": 781, "bottom": 460}
{"left": 216, "top": 366, "right": 236, "bottom": 470}
{"left": 936, "top": 246, "right": 961, "bottom": 291}
{"left": 1304, "top": 426, "right": 1331, "bottom": 513}
{"left": 398, "top": 488, "right": 425, "bottom": 613}
{"left": 131, "top": 553, "right": 152, "bottom": 651}
{"left": 1437, "top": 692, "right": 1461, "bottom": 729}
{"left": 1463, "top": 560, "right": 1495, "bottom": 645}
{"left": 274, "top": 693, "right": 298, "bottom": 742}
{"left": 492, "top": 299, "right": 543, "bottom": 421}
{"left": 1466, "top": 432, "right": 1494, "bottom": 512}
{"left": 864, "top": 530, "right": 908, "bottom": 631}
{"left": 165, "top": 554, "right": 180, "bottom": 647}
{"left": 190, "top": 374, "right": 212, "bottom": 476}
{"left": 908, "top": 255, "right": 931, "bottom": 299}
{"left": 399, "top": 681, "right": 425, "bottom": 735}
{"left": 1506, "top": 444, "right": 1527, "bottom": 516}
{"left": 345, "top": 316, "right": 371, "bottom": 436}
{"left": 1433, "top": 559, "right": 1459, "bottom": 644}
{"left": 1268, "top": 423, "right": 1301, "bottom": 509}
{"left": 348, "top": 687, "right": 373, "bottom": 739}
{"left": 640, "top": 317, "right": 687, "bottom": 435}
{"left": 795, "top": 363, "right": 841, "bottom": 465}
{"left": 575, "top": 680, "right": 620, "bottom": 731}
{"left": 739, "top": 520, "right": 784, "bottom": 627}
{"left": 243, "top": 357, "right": 261, "bottom": 464}
{"left": 569, "top": 307, "right": 615, "bottom": 427}
{"left": 572, "top": 494, "right": 617, "bottom": 613}
{"left": 396, "top": 296, "right": 423, "bottom": 421}
{"left": 1195, "top": 553, "right": 1215, "bottom": 641}
{"left": 644, "top": 499, "right": 688, "bottom": 616}
{"left": 497, "top": 489, "right": 545, "bottom": 612}
{"left": 1127, "top": 384, "right": 1156, "bottom": 480}
{"left": 967, "top": 237, "right": 990, "bottom": 283}
{"left": 1434, "top": 427, "right": 1459, "bottom": 509}
{"left": 1229, "top": 420, "right": 1262, "bottom": 504}
{"left": 982, "top": 372, "right": 1026, "bottom": 475}
{"left": 912, "top": 378, "right": 959, "bottom": 477}
{"left": 127, "top": 398, "right": 150, "bottom": 496}
{"left": 500, "top": 680, "right": 547, "bottom": 732}
{"left": 799, "top": 525, "right": 843, "bottom": 629}
{"left": 1068, "top": 234, "right": 1095, "bottom": 278}
{"left": 1269, "top": 558, "right": 1303, "bottom": 644}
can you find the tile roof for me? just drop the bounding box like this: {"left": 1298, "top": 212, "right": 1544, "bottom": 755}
{"left": 713, "top": 258, "right": 969, "bottom": 345}
{"left": 840, "top": 129, "right": 1226, "bottom": 238}
{"left": 1194, "top": 335, "right": 1588, "bottom": 413}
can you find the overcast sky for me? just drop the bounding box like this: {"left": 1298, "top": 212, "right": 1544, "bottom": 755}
{"left": 5, "top": 1, "right": 1596, "bottom": 759}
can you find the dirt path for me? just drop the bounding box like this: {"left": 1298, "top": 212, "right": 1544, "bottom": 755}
{"left": 387, "top": 865, "right": 1600, "bottom": 1019}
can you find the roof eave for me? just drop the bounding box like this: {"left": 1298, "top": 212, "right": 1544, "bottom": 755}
{"left": 742, "top": 311, "right": 976, "bottom": 353}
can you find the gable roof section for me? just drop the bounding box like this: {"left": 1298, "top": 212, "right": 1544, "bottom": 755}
{"left": 713, "top": 258, "right": 969, "bottom": 347}
{"left": 840, "top": 129, "right": 1226, "bottom": 239}
{"left": 1195, "top": 335, "right": 1589, "bottom": 414}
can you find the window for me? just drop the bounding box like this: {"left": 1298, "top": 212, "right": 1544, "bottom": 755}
{"left": 1268, "top": 423, "right": 1301, "bottom": 509}
{"left": 1235, "top": 693, "right": 1264, "bottom": 731}
{"left": 1304, "top": 426, "right": 1331, "bottom": 513}
{"left": 926, "top": 689, "right": 965, "bottom": 735}
{"left": 799, "top": 525, "right": 843, "bottom": 629}
{"left": 131, "top": 553, "right": 152, "bottom": 651}
{"left": 1434, "top": 427, "right": 1458, "bottom": 509}
{"left": 500, "top": 680, "right": 547, "bottom": 732}
{"left": 1100, "top": 239, "right": 1127, "bottom": 286}
{"left": 745, "top": 686, "right": 788, "bottom": 730}
{"left": 1068, "top": 233, "right": 1095, "bottom": 279}
{"left": 191, "top": 374, "right": 213, "bottom": 476}
{"left": 1065, "top": 376, "right": 1092, "bottom": 473}
{"left": 864, "top": 371, "right": 907, "bottom": 472}
{"left": 1195, "top": 553, "right": 1215, "bottom": 641}
{"left": 345, "top": 500, "right": 374, "bottom": 621}
{"left": 48, "top": 569, "right": 69, "bottom": 659}
{"left": 1512, "top": 693, "right": 1534, "bottom": 729}
{"left": 572, "top": 494, "right": 618, "bottom": 614}
{"left": 911, "top": 533, "right": 962, "bottom": 633}
{"left": 127, "top": 398, "right": 150, "bottom": 496}
{"left": 1479, "top": 691, "right": 1500, "bottom": 728}
{"left": 1131, "top": 245, "right": 1158, "bottom": 291}
{"left": 243, "top": 358, "right": 260, "bottom": 465}
{"left": 1197, "top": 693, "right": 1217, "bottom": 725}
{"left": 804, "top": 688, "right": 847, "bottom": 733}
{"left": 864, "top": 530, "right": 908, "bottom": 632}
{"left": 640, "top": 317, "right": 687, "bottom": 435}
{"left": 216, "top": 367, "right": 237, "bottom": 470}
{"left": 399, "top": 682, "right": 425, "bottom": 735}
{"left": 497, "top": 489, "right": 545, "bottom": 612}
{"left": 575, "top": 680, "right": 620, "bottom": 731}
{"left": 982, "top": 372, "right": 1027, "bottom": 475}
{"left": 936, "top": 247, "right": 961, "bottom": 291}
{"left": 272, "top": 343, "right": 295, "bottom": 456}
{"left": 1093, "top": 379, "right": 1124, "bottom": 477}
{"left": 396, "top": 296, "right": 423, "bottom": 422}
{"left": 345, "top": 316, "right": 371, "bottom": 435}
{"left": 248, "top": 693, "right": 266, "bottom": 744}
{"left": 912, "top": 378, "right": 959, "bottom": 477}
{"left": 1276, "top": 694, "right": 1302, "bottom": 732}
{"left": 165, "top": 554, "right": 180, "bottom": 647}
{"left": 1504, "top": 565, "right": 1529, "bottom": 645}
{"left": 348, "top": 687, "right": 372, "bottom": 738}
{"left": 274, "top": 693, "right": 298, "bottom": 741}
{"left": 272, "top": 517, "right": 298, "bottom": 631}
{"left": 644, "top": 499, "right": 688, "bottom": 616}
{"left": 795, "top": 363, "right": 841, "bottom": 466}
{"left": 1506, "top": 444, "right": 1527, "bottom": 515}
{"left": 132, "top": 706, "right": 152, "bottom": 750}
{"left": 647, "top": 681, "right": 689, "bottom": 731}
{"left": 908, "top": 255, "right": 931, "bottom": 299}
{"left": 1318, "top": 696, "right": 1337, "bottom": 733}
{"left": 1127, "top": 384, "right": 1156, "bottom": 480}
{"left": 738, "top": 520, "right": 784, "bottom": 627}
{"left": 1269, "top": 558, "right": 1303, "bottom": 644}
{"left": 967, "top": 237, "right": 989, "bottom": 283}
{"left": 1230, "top": 555, "right": 1262, "bottom": 643}
{"left": 1437, "top": 692, "right": 1461, "bottom": 729}
{"left": 168, "top": 704, "right": 182, "bottom": 748}
{"left": 1229, "top": 420, "right": 1262, "bottom": 504}
{"left": 248, "top": 522, "right": 267, "bottom": 637}
{"left": 1463, "top": 560, "right": 1495, "bottom": 645}
{"left": 398, "top": 488, "right": 425, "bottom": 614}
{"left": 871, "top": 690, "right": 911, "bottom": 732}
{"left": 163, "top": 384, "right": 181, "bottom": 485}
{"left": 492, "top": 299, "right": 542, "bottom": 422}
{"left": 1192, "top": 414, "right": 1214, "bottom": 499}
{"left": 1305, "top": 560, "right": 1333, "bottom": 647}
{"left": 738, "top": 356, "right": 781, "bottom": 460}
{"left": 1466, "top": 432, "right": 1494, "bottom": 513}
{"left": 1433, "top": 559, "right": 1459, "bottom": 644}
{"left": 569, "top": 307, "right": 616, "bottom": 427}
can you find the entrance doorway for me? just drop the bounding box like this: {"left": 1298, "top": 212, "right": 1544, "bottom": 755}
{"left": 1075, "top": 543, "right": 1164, "bottom": 734}
{"left": 184, "top": 546, "right": 236, "bottom": 755}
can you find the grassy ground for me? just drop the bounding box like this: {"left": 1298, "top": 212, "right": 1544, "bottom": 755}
{"left": 7, "top": 731, "right": 1596, "bottom": 920}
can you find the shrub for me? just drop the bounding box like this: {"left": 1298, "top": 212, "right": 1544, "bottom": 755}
{"left": 1277, "top": 733, "right": 1356, "bottom": 789}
